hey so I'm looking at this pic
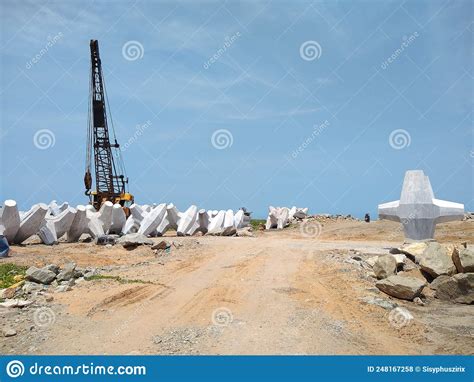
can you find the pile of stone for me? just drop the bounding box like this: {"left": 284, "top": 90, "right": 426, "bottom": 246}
{"left": 0, "top": 200, "right": 251, "bottom": 246}
{"left": 0, "top": 263, "right": 95, "bottom": 310}
{"left": 265, "top": 206, "right": 308, "bottom": 230}
{"left": 463, "top": 212, "right": 474, "bottom": 221}
{"left": 363, "top": 242, "right": 473, "bottom": 304}
{"left": 311, "top": 214, "right": 359, "bottom": 223}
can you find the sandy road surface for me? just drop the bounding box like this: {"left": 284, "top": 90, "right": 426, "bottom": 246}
{"left": 1, "top": 220, "right": 473, "bottom": 355}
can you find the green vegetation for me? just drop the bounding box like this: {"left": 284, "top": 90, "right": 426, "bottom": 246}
{"left": 0, "top": 263, "right": 28, "bottom": 289}
{"left": 250, "top": 219, "right": 266, "bottom": 230}
{"left": 85, "top": 274, "right": 153, "bottom": 285}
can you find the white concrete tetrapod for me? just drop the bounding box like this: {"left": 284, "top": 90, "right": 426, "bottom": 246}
{"left": 0, "top": 200, "right": 21, "bottom": 243}
{"left": 97, "top": 201, "right": 113, "bottom": 233}
{"left": 234, "top": 209, "right": 244, "bottom": 229}
{"left": 378, "top": 170, "right": 465, "bottom": 241}
{"left": 177, "top": 205, "right": 198, "bottom": 236}
{"left": 156, "top": 204, "right": 179, "bottom": 236}
{"left": 13, "top": 203, "right": 48, "bottom": 244}
{"left": 67, "top": 205, "right": 88, "bottom": 242}
{"left": 138, "top": 203, "right": 167, "bottom": 236}
{"left": 38, "top": 207, "right": 76, "bottom": 245}
{"left": 109, "top": 204, "right": 126, "bottom": 234}
{"left": 277, "top": 207, "right": 290, "bottom": 229}
{"left": 208, "top": 210, "right": 225, "bottom": 235}
{"left": 222, "top": 209, "right": 236, "bottom": 236}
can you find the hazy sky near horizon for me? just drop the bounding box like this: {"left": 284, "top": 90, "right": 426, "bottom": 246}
{"left": 1, "top": 0, "right": 472, "bottom": 218}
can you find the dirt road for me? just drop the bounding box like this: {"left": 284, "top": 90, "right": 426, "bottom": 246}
{"left": 1, "top": 220, "right": 473, "bottom": 355}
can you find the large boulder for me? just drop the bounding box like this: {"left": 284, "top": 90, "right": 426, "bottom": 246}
{"left": 398, "top": 242, "right": 428, "bottom": 263}
{"left": 419, "top": 242, "right": 456, "bottom": 278}
{"left": 25, "top": 266, "right": 56, "bottom": 285}
{"left": 56, "top": 263, "right": 76, "bottom": 282}
{"left": 117, "top": 233, "right": 153, "bottom": 249}
{"left": 431, "top": 273, "right": 474, "bottom": 304}
{"left": 376, "top": 275, "right": 425, "bottom": 300}
{"left": 373, "top": 255, "right": 397, "bottom": 279}
{"left": 452, "top": 248, "right": 474, "bottom": 273}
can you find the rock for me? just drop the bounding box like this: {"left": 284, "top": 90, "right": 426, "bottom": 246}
{"left": 413, "top": 297, "right": 424, "bottom": 306}
{"left": 360, "top": 296, "right": 397, "bottom": 310}
{"left": 56, "top": 285, "right": 71, "bottom": 293}
{"left": 74, "top": 268, "right": 84, "bottom": 278}
{"left": 373, "top": 255, "right": 397, "bottom": 279}
{"left": 22, "top": 281, "right": 44, "bottom": 294}
{"left": 2, "top": 327, "right": 17, "bottom": 337}
{"left": 392, "top": 254, "right": 406, "bottom": 267}
{"left": 365, "top": 256, "right": 378, "bottom": 267}
{"left": 422, "top": 285, "right": 436, "bottom": 298}
{"left": 44, "top": 264, "right": 60, "bottom": 274}
{"left": 431, "top": 273, "right": 474, "bottom": 304}
{"left": 419, "top": 242, "right": 456, "bottom": 278}
{"left": 398, "top": 268, "right": 429, "bottom": 282}
{"left": 1, "top": 286, "right": 17, "bottom": 299}
{"left": 117, "top": 233, "right": 153, "bottom": 249}
{"left": 26, "top": 266, "right": 56, "bottom": 285}
{"left": 452, "top": 248, "right": 474, "bottom": 273}
{"left": 95, "top": 235, "right": 116, "bottom": 246}
{"left": 56, "top": 262, "right": 76, "bottom": 282}
{"left": 398, "top": 242, "right": 428, "bottom": 262}
{"left": 151, "top": 240, "right": 170, "bottom": 251}
{"left": 45, "top": 295, "right": 54, "bottom": 302}
{"left": 375, "top": 275, "right": 426, "bottom": 300}
{"left": 0, "top": 299, "right": 32, "bottom": 308}
{"left": 237, "top": 227, "right": 255, "bottom": 237}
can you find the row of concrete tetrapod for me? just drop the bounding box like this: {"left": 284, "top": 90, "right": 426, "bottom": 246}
{"left": 0, "top": 200, "right": 251, "bottom": 245}
{"left": 265, "top": 206, "right": 309, "bottom": 230}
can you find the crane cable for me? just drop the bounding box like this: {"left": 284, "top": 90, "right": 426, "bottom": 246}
{"left": 101, "top": 66, "right": 128, "bottom": 189}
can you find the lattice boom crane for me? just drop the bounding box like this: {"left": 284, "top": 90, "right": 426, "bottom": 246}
{"left": 84, "top": 39, "right": 133, "bottom": 210}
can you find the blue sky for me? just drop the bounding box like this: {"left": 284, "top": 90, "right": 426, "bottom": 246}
{"left": 0, "top": 0, "right": 472, "bottom": 218}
